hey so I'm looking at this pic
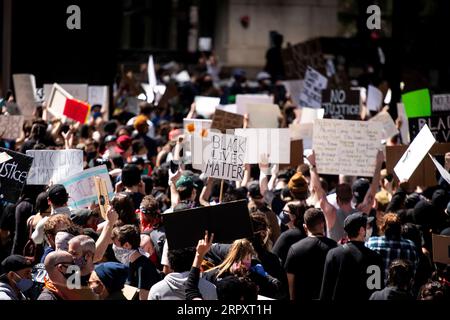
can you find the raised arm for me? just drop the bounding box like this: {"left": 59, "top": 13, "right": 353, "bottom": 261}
{"left": 169, "top": 168, "right": 182, "bottom": 209}
{"left": 307, "top": 151, "right": 337, "bottom": 229}
{"left": 94, "top": 206, "right": 118, "bottom": 263}
{"left": 259, "top": 154, "right": 270, "bottom": 196}
{"left": 236, "top": 163, "right": 250, "bottom": 188}
{"left": 199, "top": 177, "right": 214, "bottom": 207}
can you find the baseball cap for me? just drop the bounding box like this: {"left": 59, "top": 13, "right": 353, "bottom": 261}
{"left": 48, "top": 184, "right": 69, "bottom": 203}
{"left": 248, "top": 181, "right": 262, "bottom": 199}
{"left": 175, "top": 175, "right": 198, "bottom": 189}
{"left": 1, "top": 255, "right": 32, "bottom": 277}
{"left": 115, "top": 135, "right": 132, "bottom": 154}
{"left": 352, "top": 178, "right": 370, "bottom": 205}
{"left": 343, "top": 212, "right": 368, "bottom": 235}
{"left": 104, "top": 135, "right": 117, "bottom": 144}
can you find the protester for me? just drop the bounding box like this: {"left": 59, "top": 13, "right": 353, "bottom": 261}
{"left": 68, "top": 235, "right": 96, "bottom": 286}
{"left": 370, "top": 259, "right": 415, "bottom": 300}
{"left": 285, "top": 208, "right": 337, "bottom": 300}
{"left": 89, "top": 262, "right": 129, "bottom": 300}
{"left": 0, "top": 255, "right": 33, "bottom": 300}
{"left": 320, "top": 213, "right": 384, "bottom": 300}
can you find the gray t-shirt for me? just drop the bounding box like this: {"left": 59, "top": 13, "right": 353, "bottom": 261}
{"left": 327, "top": 208, "right": 357, "bottom": 242}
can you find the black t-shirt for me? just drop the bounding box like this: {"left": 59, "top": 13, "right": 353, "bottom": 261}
{"left": 285, "top": 236, "right": 337, "bottom": 301}
{"left": 127, "top": 255, "right": 161, "bottom": 291}
{"left": 272, "top": 228, "right": 305, "bottom": 267}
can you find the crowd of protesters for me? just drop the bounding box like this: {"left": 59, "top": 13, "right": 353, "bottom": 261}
{"left": 0, "top": 53, "right": 449, "bottom": 301}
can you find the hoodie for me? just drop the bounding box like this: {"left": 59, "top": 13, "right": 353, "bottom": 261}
{"left": 148, "top": 271, "right": 217, "bottom": 300}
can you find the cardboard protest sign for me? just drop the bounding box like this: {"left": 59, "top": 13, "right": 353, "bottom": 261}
{"left": 211, "top": 109, "right": 244, "bottom": 133}
{"left": 47, "top": 84, "right": 73, "bottom": 118}
{"left": 88, "top": 86, "right": 109, "bottom": 120}
{"left": 201, "top": 133, "right": 247, "bottom": 182}
{"left": 312, "top": 119, "right": 383, "bottom": 177}
{"left": 397, "top": 103, "right": 410, "bottom": 144}
{"left": 429, "top": 154, "right": 450, "bottom": 184}
{"left": 235, "top": 94, "right": 273, "bottom": 115}
{"left": 0, "top": 115, "right": 24, "bottom": 140}
{"left": 432, "top": 94, "right": 450, "bottom": 113}
{"left": 409, "top": 113, "right": 450, "bottom": 143}
{"left": 279, "top": 140, "right": 304, "bottom": 170}
{"left": 289, "top": 123, "right": 313, "bottom": 149}
{"left": 26, "top": 149, "right": 84, "bottom": 185}
{"left": 394, "top": 124, "right": 435, "bottom": 182}
{"left": 322, "top": 88, "right": 361, "bottom": 120}
{"left": 94, "top": 176, "right": 111, "bottom": 220}
{"left": 12, "top": 74, "right": 38, "bottom": 119}
{"left": 299, "top": 66, "right": 328, "bottom": 109}
{"left": 367, "top": 85, "right": 383, "bottom": 112}
{"left": 0, "top": 148, "right": 33, "bottom": 203}
{"left": 245, "top": 103, "right": 281, "bottom": 128}
{"left": 401, "top": 88, "right": 431, "bottom": 118}
{"left": 194, "top": 96, "right": 220, "bottom": 118}
{"left": 234, "top": 129, "right": 290, "bottom": 164}
{"left": 164, "top": 200, "right": 254, "bottom": 250}
{"left": 368, "top": 111, "right": 399, "bottom": 140}
{"left": 386, "top": 143, "right": 450, "bottom": 188}
{"left": 432, "top": 234, "right": 450, "bottom": 265}
{"left": 44, "top": 84, "right": 88, "bottom": 103}
{"left": 59, "top": 165, "right": 113, "bottom": 209}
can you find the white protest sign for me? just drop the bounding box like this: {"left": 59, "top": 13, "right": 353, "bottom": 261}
{"left": 368, "top": 111, "right": 399, "bottom": 140}
{"left": 246, "top": 103, "right": 281, "bottom": 128}
{"left": 0, "top": 152, "right": 12, "bottom": 164}
{"left": 432, "top": 94, "right": 450, "bottom": 112}
{"left": 397, "top": 103, "right": 410, "bottom": 144}
{"left": 289, "top": 123, "right": 313, "bottom": 149}
{"left": 367, "top": 85, "right": 383, "bottom": 112}
{"left": 235, "top": 94, "right": 273, "bottom": 115}
{"left": 282, "top": 80, "right": 304, "bottom": 105}
{"left": 0, "top": 115, "right": 24, "bottom": 140}
{"left": 300, "top": 107, "right": 325, "bottom": 124}
{"left": 88, "top": 86, "right": 109, "bottom": 120}
{"left": 202, "top": 133, "right": 247, "bottom": 181}
{"left": 198, "top": 37, "right": 212, "bottom": 51}
{"left": 183, "top": 119, "right": 212, "bottom": 137}
{"left": 44, "top": 84, "right": 88, "bottom": 102}
{"left": 46, "top": 84, "right": 72, "bottom": 118}
{"left": 59, "top": 165, "right": 114, "bottom": 208}
{"left": 429, "top": 154, "right": 450, "bottom": 184}
{"left": 299, "top": 66, "right": 328, "bottom": 108}
{"left": 234, "top": 129, "right": 290, "bottom": 164}
{"left": 312, "top": 119, "right": 383, "bottom": 177}
{"left": 194, "top": 96, "right": 220, "bottom": 118}
{"left": 12, "top": 74, "right": 38, "bottom": 119}
{"left": 217, "top": 104, "right": 238, "bottom": 114}
{"left": 26, "top": 149, "right": 84, "bottom": 185}
{"left": 394, "top": 124, "right": 435, "bottom": 181}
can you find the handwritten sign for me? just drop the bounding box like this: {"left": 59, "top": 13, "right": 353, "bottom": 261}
{"left": 211, "top": 109, "right": 244, "bottom": 133}
{"left": 322, "top": 89, "right": 360, "bottom": 119}
{"left": 0, "top": 115, "right": 24, "bottom": 140}
{"left": 234, "top": 129, "right": 290, "bottom": 164}
{"left": 368, "top": 111, "right": 399, "bottom": 140}
{"left": 26, "top": 149, "right": 84, "bottom": 185}
{"left": 202, "top": 133, "right": 247, "bottom": 181}
{"left": 0, "top": 147, "right": 33, "bottom": 203}
{"left": 432, "top": 94, "right": 450, "bottom": 113}
{"left": 299, "top": 66, "right": 328, "bottom": 108}
{"left": 88, "top": 86, "right": 109, "bottom": 120}
{"left": 59, "top": 165, "right": 114, "bottom": 208}
{"left": 394, "top": 124, "right": 436, "bottom": 181}
{"left": 12, "top": 74, "right": 38, "bottom": 119}
{"left": 408, "top": 113, "right": 450, "bottom": 142}
{"left": 312, "top": 119, "right": 383, "bottom": 176}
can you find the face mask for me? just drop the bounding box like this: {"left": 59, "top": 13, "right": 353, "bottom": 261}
{"left": 279, "top": 210, "right": 291, "bottom": 225}
{"left": 73, "top": 256, "right": 87, "bottom": 268}
{"left": 365, "top": 227, "right": 373, "bottom": 241}
{"left": 13, "top": 273, "right": 34, "bottom": 293}
{"left": 112, "top": 244, "right": 134, "bottom": 265}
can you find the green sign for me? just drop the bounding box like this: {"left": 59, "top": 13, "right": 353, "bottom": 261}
{"left": 401, "top": 88, "right": 431, "bottom": 118}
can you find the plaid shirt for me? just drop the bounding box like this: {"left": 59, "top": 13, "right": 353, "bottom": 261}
{"left": 365, "top": 236, "right": 419, "bottom": 282}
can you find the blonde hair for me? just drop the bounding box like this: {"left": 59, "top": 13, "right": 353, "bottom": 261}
{"left": 210, "top": 239, "right": 256, "bottom": 279}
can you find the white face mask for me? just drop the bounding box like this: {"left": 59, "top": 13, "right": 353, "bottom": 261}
{"left": 112, "top": 244, "right": 134, "bottom": 265}
{"left": 365, "top": 227, "right": 373, "bottom": 241}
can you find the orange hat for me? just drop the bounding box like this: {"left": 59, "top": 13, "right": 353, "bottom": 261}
{"left": 288, "top": 172, "right": 309, "bottom": 200}
{"left": 134, "top": 115, "right": 149, "bottom": 129}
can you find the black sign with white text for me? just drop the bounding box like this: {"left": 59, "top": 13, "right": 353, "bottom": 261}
{"left": 322, "top": 89, "right": 361, "bottom": 119}
{"left": 409, "top": 114, "right": 450, "bottom": 142}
